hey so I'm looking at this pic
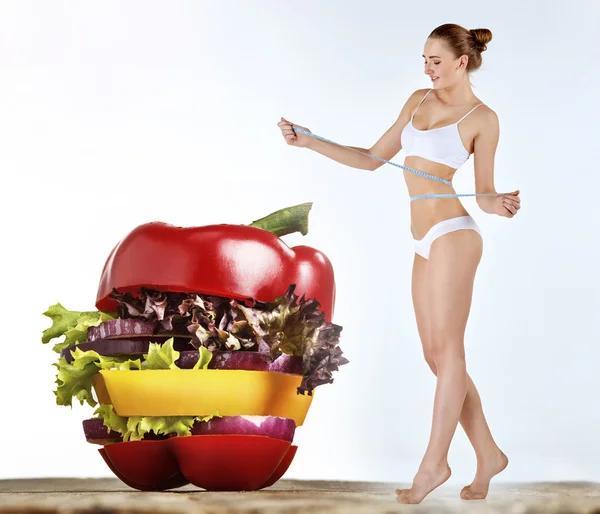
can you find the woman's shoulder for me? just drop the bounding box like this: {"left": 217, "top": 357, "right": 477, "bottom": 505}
{"left": 468, "top": 103, "right": 499, "bottom": 140}
{"left": 473, "top": 102, "right": 498, "bottom": 124}
{"left": 399, "top": 88, "right": 431, "bottom": 115}
{"left": 409, "top": 88, "right": 432, "bottom": 102}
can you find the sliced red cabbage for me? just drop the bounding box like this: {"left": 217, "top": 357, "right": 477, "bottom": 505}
{"left": 176, "top": 350, "right": 303, "bottom": 374}
{"left": 83, "top": 418, "right": 122, "bottom": 444}
{"left": 61, "top": 337, "right": 195, "bottom": 363}
{"left": 81, "top": 418, "right": 173, "bottom": 444}
{"left": 63, "top": 336, "right": 303, "bottom": 373}
{"left": 83, "top": 416, "right": 295, "bottom": 444}
{"left": 191, "top": 415, "right": 296, "bottom": 441}
{"left": 87, "top": 319, "right": 160, "bottom": 341}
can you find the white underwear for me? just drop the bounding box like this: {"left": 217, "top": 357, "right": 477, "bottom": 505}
{"left": 414, "top": 215, "right": 482, "bottom": 260}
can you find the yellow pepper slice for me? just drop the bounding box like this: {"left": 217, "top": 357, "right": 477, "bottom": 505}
{"left": 92, "top": 369, "right": 313, "bottom": 426}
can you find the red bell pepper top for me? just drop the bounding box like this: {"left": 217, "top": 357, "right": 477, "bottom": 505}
{"left": 95, "top": 221, "right": 336, "bottom": 322}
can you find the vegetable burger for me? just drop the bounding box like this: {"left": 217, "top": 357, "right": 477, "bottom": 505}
{"left": 42, "top": 203, "right": 348, "bottom": 491}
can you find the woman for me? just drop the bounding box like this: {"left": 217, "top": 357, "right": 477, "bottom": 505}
{"left": 277, "top": 24, "right": 520, "bottom": 504}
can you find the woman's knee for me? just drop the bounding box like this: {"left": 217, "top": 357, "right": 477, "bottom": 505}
{"left": 422, "top": 345, "right": 438, "bottom": 375}
{"left": 430, "top": 335, "right": 466, "bottom": 370}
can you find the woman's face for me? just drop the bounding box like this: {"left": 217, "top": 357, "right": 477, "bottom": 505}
{"left": 422, "top": 38, "right": 466, "bottom": 89}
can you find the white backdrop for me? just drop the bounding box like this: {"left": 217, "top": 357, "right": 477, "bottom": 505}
{"left": 1, "top": 0, "right": 599, "bottom": 484}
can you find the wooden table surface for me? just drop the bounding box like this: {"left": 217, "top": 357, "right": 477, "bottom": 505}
{"left": 1, "top": 478, "right": 600, "bottom": 513}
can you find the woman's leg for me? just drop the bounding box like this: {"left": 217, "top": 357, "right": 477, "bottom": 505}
{"left": 457, "top": 378, "right": 508, "bottom": 499}
{"left": 405, "top": 250, "right": 508, "bottom": 501}
{"left": 397, "top": 228, "right": 487, "bottom": 504}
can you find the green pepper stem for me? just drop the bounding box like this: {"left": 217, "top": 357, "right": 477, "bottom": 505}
{"left": 249, "top": 202, "right": 313, "bottom": 237}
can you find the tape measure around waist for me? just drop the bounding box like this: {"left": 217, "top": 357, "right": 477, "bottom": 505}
{"left": 291, "top": 125, "right": 501, "bottom": 202}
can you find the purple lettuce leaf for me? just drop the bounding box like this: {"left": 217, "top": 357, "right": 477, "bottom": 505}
{"left": 108, "top": 284, "right": 348, "bottom": 395}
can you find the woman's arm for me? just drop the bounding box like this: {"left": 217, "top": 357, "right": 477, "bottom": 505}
{"left": 279, "top": 89, "right": 426, "bottom": 171}
{"left": 473, "top": 108, "right": 521, "bottom": 216}
{"left": 473, "top": 108, "right": 501, "bottom": 213}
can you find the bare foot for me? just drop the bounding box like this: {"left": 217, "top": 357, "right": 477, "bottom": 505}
{"left": 460, "top": 449, "right": 508, "bottom": 500}
{"left": 396, "top": 464, "right": 452, "bottom": 504}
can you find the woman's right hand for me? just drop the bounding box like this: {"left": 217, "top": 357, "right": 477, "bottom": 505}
{"left": 277, "top": 117, "right": 313, "bottom": 148}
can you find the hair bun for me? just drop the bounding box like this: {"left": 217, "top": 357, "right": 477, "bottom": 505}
{"left": 470, "top": 28, "right": 492, "bottom": 52}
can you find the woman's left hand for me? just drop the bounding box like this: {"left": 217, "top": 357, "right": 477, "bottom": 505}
{"left": 494, "top": 190, "right": 521, "bottom": 217}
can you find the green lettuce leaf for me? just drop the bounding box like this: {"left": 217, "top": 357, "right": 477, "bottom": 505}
{"left": 94, "top": 405, "right": 221, "bottom": 442}
{"left": 97, "top": 355, "right": 143, "bottom": 371}
{"left": 54, "top": 347, "right": 142, "bottom": 408}
{"left": 94, "top": 404, "right": 128, "bottom": 435}
{"left": 54, "top": 352, "right": 101, "bottom": 408}
{"left": 141, "top": 338, "right": 181, "bottom": 370}
{"left": 54, "top": 339, "right": 213, "bottom": 408}
{"left": 42, "top": 303, "right": 117, "bottom": 354}
{"left": 192, "top": 347, "right": 213, "bottom": 370}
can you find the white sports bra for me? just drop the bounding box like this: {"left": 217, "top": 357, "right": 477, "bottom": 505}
{"left": 400, "top": 89, "right": 483, "bottom": 169}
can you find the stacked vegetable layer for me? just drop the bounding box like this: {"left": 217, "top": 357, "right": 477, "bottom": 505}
{"left": 42, "top": 204, "right": 347, "bottom": 491}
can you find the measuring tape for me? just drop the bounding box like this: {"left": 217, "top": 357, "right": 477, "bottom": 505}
{"left": 291, "top": 125, "right": 502, "bottom": 202}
